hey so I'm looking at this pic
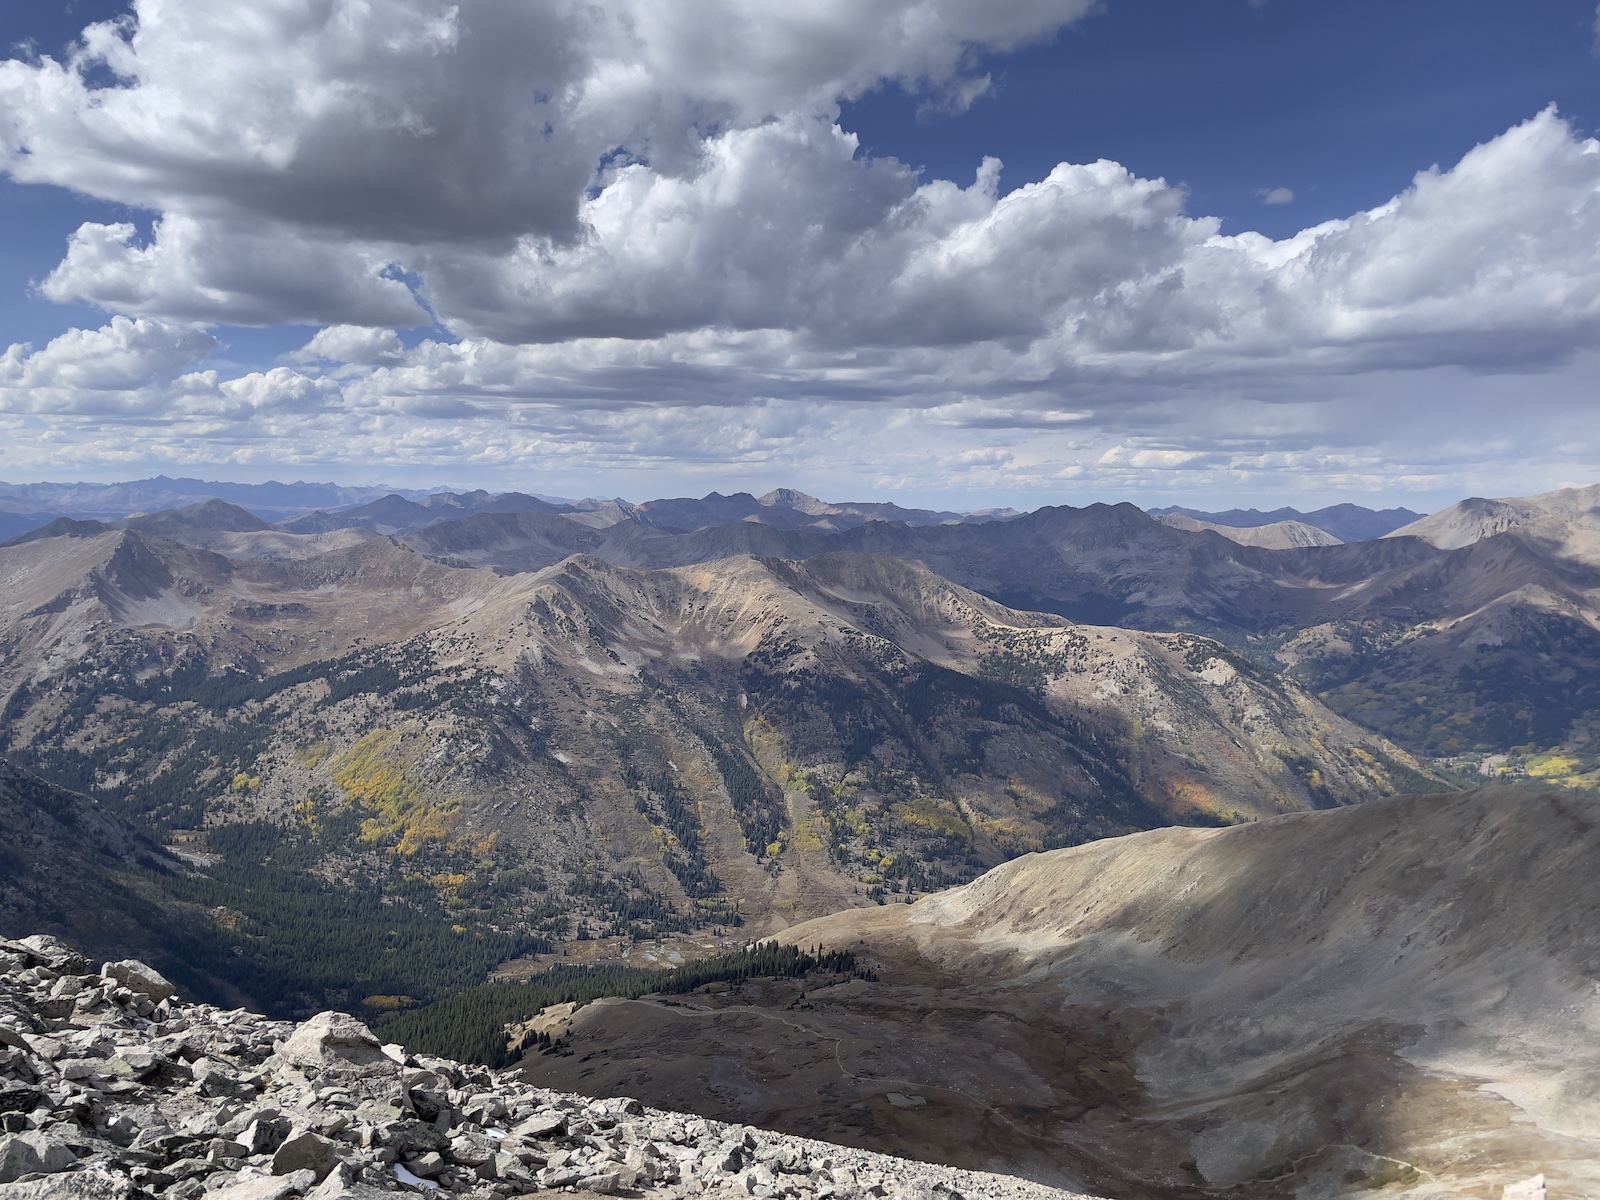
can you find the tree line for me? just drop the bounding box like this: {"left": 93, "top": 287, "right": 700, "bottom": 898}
{"left": 382, "top": 941, "right": 866, "bottom": 1066}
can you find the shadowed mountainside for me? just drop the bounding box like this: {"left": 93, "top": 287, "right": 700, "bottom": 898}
{"left": 513, "top": 786, "right": 1600, "bottom": 1200}
{"left": 0, "top": 756, "right": 269, "bottom": 1008}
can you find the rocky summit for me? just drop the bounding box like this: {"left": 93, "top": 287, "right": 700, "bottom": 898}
{"left": 0, "top": 934, "right": 1096, "bottom": 1200}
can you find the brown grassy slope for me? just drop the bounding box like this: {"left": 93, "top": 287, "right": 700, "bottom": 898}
{"left": 517, "top": 787, "right": 1599, "bottom": 1200}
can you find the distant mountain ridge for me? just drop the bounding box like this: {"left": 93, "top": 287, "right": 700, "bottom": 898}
{"left": 1147, "top": 502, "right": 1425, "bottom": 542}
{"left": 280, "top": 490, "right": 567, "bottom": 535}
{"left": 9, "top": 497, "right": 272, "bottom": 543}
{"left": 0, "top": 475, "right": 1411, "bottom": 543}
{"left": 0, "top": 476, "right": 460, "bottom": 543}
{"left": 1384, "top": 482, "right": 1600, "bottom": 551}
{"left": 0, "top": 475, "right": 447, "bottom": 520}
{"left": 14, "top": 478, "right": 1600, "bottom": 758}
{"left": 1152, "top": 512, "right": 1344, "bottom": 549}
{"left": 282, "top": 488, "right": 1023, "bottom": 538}
{"left": 0, "top": 478, "right": 1023, "bottom": 546}
{"left": 634, "top": 490, "right": 1020, "bottom": 533}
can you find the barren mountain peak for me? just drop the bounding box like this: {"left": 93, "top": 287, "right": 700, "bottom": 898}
{"left": 1384, "top": 484, "right": 1600, "bottom": 551}
{"left": 758, "top": 487, "right": 832, "bottom": 514}
{"left": 1154, "top": 512, "right": 1344, "bottom": 548}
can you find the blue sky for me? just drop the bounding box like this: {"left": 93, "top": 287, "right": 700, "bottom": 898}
{"left": 0, "top": 1, "right": 1597, "bottom": 510}
{"left": 844, "top": 1, "right": 1600, "bottom": 239}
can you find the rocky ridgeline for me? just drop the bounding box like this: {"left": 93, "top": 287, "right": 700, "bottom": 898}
{"left": 0, "top": 936, "right": 1094, "bottom": 1200}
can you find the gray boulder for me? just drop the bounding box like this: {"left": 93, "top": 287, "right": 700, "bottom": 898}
{"left": 99, "top": 961, "right": 176, "bottom": 1003}
{"left": 302, "top": 1185, "right": 389, "bottom": 1200}
{"left": 240, "top": 1116, "right": 291, "bottom": 1156}
{"left": 0, "top": 1166, "right": 130, "bottom": 1200}
{"left": 13, "top": 939, "right": 87, "bottom": 974}
{"left": 381, "top": 1120, "right": 447, "bottom": 1155}
{"left": 403, "top": 1151, "right": 445, "bottom": 1179}
{"left": 511, "top": 1111, "right": 565, "bottom": 1140}
{"left": 271, "top": 1132, "right": 343, "bottom": 1182}
{"left": 208, "top": 1172, "right": 316, "bottom": 1200}
{"left": 0, "top": 1133, "right": 76, "bottom": 1184}
{"left": 277, "top": 1014, "right": 394, "bottom": 1077}
{"left": 191, "top": 1059, "right": 251, "bottom": 1100}
{"left": 444, "top": 1132, "right": 495, "bottom": 1170}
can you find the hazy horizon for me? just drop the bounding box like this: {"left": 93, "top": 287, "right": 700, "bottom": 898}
{"left": 0, "top": 468, "right": 1451, "bottom": 519}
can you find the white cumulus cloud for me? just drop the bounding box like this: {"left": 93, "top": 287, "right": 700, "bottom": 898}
{"left": 0, "top": 0, "right": 1093, "bottom": 243}
{"left": 0, "top": 317, "right": 217, "bottom": 413}
{"left": 39, "top": 215, "right": 428, "bottom": 328}
{"left": 1, "top": 2, "right": 1599, "bottom": 505}
{"left": 6, "top": 2, "right": 1597, "bottom": 381}
{"left": 405, "top": 107, "right": 1600, "bottom": 376}
{"left": 292, "top": 325, "right": 408, "bottom": 366}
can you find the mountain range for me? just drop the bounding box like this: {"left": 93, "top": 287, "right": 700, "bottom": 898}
{"left": 0, "top": 477, "right": 1024, "bottom": 543}
{"left": 1147, "top": 503, "right": 1425, "bottom": 542}
{"left": 0, "top": 476, "right": 452, "bottom": 540}
{"left": 0, "top": 486, "right": 1461, "bottom": 993}
{"left": 0, "top": 505, "right": 1428, "bottom": 1009}
{"left": 2, "top": 476, "right": 1595, "bottom": 1198}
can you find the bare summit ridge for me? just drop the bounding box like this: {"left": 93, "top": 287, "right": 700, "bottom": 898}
{"left": 511, "top": 786, "right": 1598, "bottom": 1199}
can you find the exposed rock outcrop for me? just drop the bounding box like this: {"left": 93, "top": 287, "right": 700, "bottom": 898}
{"left": 0, "top": 934, "right": 1096, "bottom": 1200}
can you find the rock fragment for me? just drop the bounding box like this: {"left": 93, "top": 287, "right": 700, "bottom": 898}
{"left": 98, "top": 963, "right": 176, "bottom": 1004}
{"left": 509, "top": 1112, "right": 563, "bottom": 1141}
{"left": 271, "top": 1133, "right": 343, "bottom": 1182}
{"left": 0, "top": 1132, "right": 77, "bottom": 1183}
{"left": 0, "top": 1165, "right": 131, "bottom": 1200}
{"left": 277, "top": 1015, "right": 396, "bottom": 1078}
{"left": 13, "top": 939, "right": 88, "bottom": 975}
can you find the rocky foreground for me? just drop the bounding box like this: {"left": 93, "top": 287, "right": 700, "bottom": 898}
{"left": 0, "top": 935, "right": 1097, "bottom": 1200}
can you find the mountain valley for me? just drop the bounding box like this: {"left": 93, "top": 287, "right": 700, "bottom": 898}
{"left": 0, "top": 502, "right": 1432, "bottom": 1018}
{"left": 1, "top": 478, "right": 1596, "bottom": 1200}
{"left": 13, "top": 477, "right": 1600, "bottom": 1004}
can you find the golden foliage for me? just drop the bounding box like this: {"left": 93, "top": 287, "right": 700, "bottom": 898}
{"left": 1528, "top": 753, "right": 1582, "bottom": 778}
{"left": 292, "top": 794, "right": 320, "bottom": 834}
{"left": 294, "top": 741, "right": 332, "bottom": 768}
{"left": 332, "top": 729, "right": 457, "bottom": 855}
{"left": 427, "top": 871, "right": 468, "bottom": 903}
{"left": 892, "top": 797, "right": 969, "bottom": 838}
{"left": 450, "top": 830, "right": 500, "bottom": 861}
{"left": 974, "top": 815, "right": 1043, "bottom": 855}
